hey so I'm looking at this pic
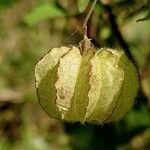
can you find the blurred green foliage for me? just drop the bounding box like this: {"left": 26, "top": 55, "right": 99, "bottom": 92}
{"left": 137, "top": 5, "right": 150, "bottom": 22}
{"left": 0, "top": 0, "right": 150, "bottom": 150}
{"left": 25, "top": 3, "right": 67, "bottom": 26}
{"left": 0, "top": 0, "right": 19, "bottom": 9}
{"left": 77, "top": 0, "right": 90, "bottom": 12}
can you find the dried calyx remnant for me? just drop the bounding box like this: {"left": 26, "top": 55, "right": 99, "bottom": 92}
{"left": 35, "top": 40, "right": 139, "bottom": 124}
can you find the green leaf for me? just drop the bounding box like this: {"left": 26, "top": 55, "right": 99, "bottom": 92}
{"left": 0, "top": 0, "right": 19, "bottom": 10}
{"left": 24, "top": 3, "right": 66, "bottom": 26}
{"left": 137, "top": 6, "right": 150, "bottom": 22}
{"left": 78, "top": 0, "right": 90, "bottom": 13}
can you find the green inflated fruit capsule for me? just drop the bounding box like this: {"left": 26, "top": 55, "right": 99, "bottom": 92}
{"left": 35, "top": 44, "right": 139, "bottom": 124}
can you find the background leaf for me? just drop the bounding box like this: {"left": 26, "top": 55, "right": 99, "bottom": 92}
{"left": 78, "top": 0, "right": 90, "bottom": 13}
{"left": 137, "top": 6, "right": 150, "bottom": 22}
{"left": 24, "top": 3, "right": 66, "bottom": 26}
{"left": 0, "top": 0, "right": 19, "bottom": 10}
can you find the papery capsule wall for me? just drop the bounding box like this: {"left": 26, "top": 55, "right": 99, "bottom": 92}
{"left": 35, "top": 46, "right": 139, "bottom": 124}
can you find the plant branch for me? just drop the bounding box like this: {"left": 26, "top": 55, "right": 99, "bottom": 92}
{"left": 101, "top": 3, "right": 136, "bottom": 64}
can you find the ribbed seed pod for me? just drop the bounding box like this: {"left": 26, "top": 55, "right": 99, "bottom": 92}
{"left": 35, "top": 46, "right": 139, "bottom": 124}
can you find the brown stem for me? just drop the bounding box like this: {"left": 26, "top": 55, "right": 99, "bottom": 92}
{"left": 83, "top": 0, "right": 97, "bottom": 39}
{"left": 102, "top": 3, "right": 136, "bottom": 65}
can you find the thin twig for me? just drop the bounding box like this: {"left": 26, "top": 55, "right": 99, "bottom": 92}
{"left": 83, "top": 0, "right": 97, "bottom": 38}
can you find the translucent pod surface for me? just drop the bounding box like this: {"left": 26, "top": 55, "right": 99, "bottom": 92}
{"left": 35, "top": 46, "right": 139, "bottom": 124}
